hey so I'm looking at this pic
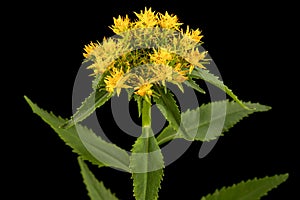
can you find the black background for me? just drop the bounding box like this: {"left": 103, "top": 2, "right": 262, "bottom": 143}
{"left": 4, "top": 0, "right": 298, "bottom": 199}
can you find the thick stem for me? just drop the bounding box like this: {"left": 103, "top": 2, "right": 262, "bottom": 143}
{"left": 142, "top": 98, "right": 151, "bottom": 127}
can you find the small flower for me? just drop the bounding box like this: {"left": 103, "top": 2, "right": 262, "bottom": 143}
{"left": 134, "top": 83, "right": 153, "bottom": 96}
{"left": 104, "top": 67, "right": 125, "bottom": 94}
{"left": 181, "top": 26, "right": 203, "bottom": 43}
{"left": 83, "top": 42, "right": 99, "bottom": 58}
{"left": 184, "top": 49, "right": 207, "bottom": 69}
{"left": 85, "top": 8, "right": 209, "bottom": 99}
{"left": 158, "top": 11, "right": 183, "bottom": 30}
{"left": 134, "top": 7, "right": 158, "bottom": 28}
{"left": 174, "top": 63, "right": 188, "bottom": 76}
{"left": 110, "top": 15, "right": 131, "bottom": 34}
{"left": 87, "top": 37, "right": 131, "bottom": 76}
{"left": 150, "top": 49, "right": 173, "bottom": 64}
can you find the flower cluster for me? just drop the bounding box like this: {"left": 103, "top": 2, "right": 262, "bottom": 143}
{"left": 82, "top": 7, "right": 209, "bottom": 99}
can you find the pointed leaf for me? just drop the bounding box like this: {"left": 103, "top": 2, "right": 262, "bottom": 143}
{"left": 157, "top": 101, "right": 271, "bottom": 145}
{"left": 133, "top": 94, "right": 143, "bottom": 117}
{"left": 153, "top": 87, "right": 181, "bottom": 131}
{"left": 156, "top": 125, "right": 176, "bottom": 146}
{"left": 92, "top": 73, "right": 102, "bottom": 90}
{"left": 184, "top": 79, "right": 206, "bottom": 94}
{"left": 180, "top": 101, "right": 271, "bottom": 141}
{"left": 78, "top": 158, "right": 119, "bottom": 200}
{"left": 200, "top": 173, "right": 288, "bottom": 200}
{"left": 130, "top": 101, "right": 164, "bottom": 200}
{"left": 130, "top": 127, "right": 164, "bottom": 200}
{"left": 62, "top": 89, "right": 112, "bottom": 129}
{"left": 191, "top": 68, "right": 248, "bottom": 109}
{"left": 25, "top": 96, "right": 130, "bottom": 171}
{"left": 25, "top": 96, "right": 104, "bottom": 167}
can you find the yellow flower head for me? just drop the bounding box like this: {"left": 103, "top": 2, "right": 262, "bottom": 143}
{"left": 173, "top": 63, "right": 188, "bottom": 82}
{"left": 150, "top": 49, "right": 173, "bottom": 64}
{"left": 184, "top": 49, "right": 207, "bottom": 69}
{"left": 110, "top": 15, "right": 131, "bottom": 34}
{"left": 83, "top": 42, "right": 99, "bottom": 58}
{"left": 158, "top": 11, "right": 183, "bottom": 30}
{"left": 104, "top": 67, "right": 125, "bottom": 93}
{"left": 181, "top": 26, "right": 203, "bottom": 43}
{"left": 134, "top": 7, "right": 158, "bottom": 28}
{"left": 174, "top": 63, "right": 187, "bottom": 76}
{"left": 134, "top": 83, "right": 153, "bottom": 96}
{"left": 86, "top": 8, "right": 208, "bottom": 98}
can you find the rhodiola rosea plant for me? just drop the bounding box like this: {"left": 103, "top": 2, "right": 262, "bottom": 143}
{"left": 25, "top": 7, "right": 288, "bottom": 200}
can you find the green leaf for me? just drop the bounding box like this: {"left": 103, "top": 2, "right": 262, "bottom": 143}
{"left": 156, "top": 125, "right": 176, "bottom": 146}
{"left": 62, "top": 89, "right": 112, "bottom": 129}
{"left": 92, "top": 73, "right": 102, "bottom": 90}
{"left": 191, "top": 68, "right": 248, "bottom": 109}
{"left": 157, "top": 101, "right": 271, "bottom": 145}
{"left": 78, "top": 158, "right": 119, "bottom": 200}
{"left": 130, "top": 127, "right": 164, "bottom": 200}
{"left": 25, "top": 96, "right": 104, "bottom": 167}
{"left": 180, "top": 101, "right": 271, "bottom": 141}
{"left": 25, "top": 96, "right": 130, "bottom": 172}
{"left": 130, "top": 100, "right": 164, "bottom": 200}
{"left": 200, "top": 173, "right": 288, "bottom": 200}
{"left": 153, "top": 87, "right": 181, "bottom": 131}
{"left": 126, "top": 88, "right": 135, "bottom": 101}
{"left": 184, "top": 79, "right": 206, "bottom": 94}
{"left": 133, "top": 94, "right": 143, "bottom": 117}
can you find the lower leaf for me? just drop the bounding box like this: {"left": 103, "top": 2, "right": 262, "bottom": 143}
{"left": 78, "top": 158, "right": 119, "bottom": 200}
{"left": 25, "top": 96, "right": 130, "bottom": 171}
{"left": 130, "top": 100, "right": 164, "bottom": 200}
{"left": 200, "top": 173, "right": 288, "bottom": 200}
{"left": 130, "top": 127, "right": 164, "bottom": 200}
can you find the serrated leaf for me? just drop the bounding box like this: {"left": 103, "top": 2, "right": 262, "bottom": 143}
{"left": 78, "top": 158, "right": 119, "bottom": 200}
{"left": 184, "top": 79, "right": 206, "bottom": 94}
{"left": 62, "top": 89, "right": 112, "bottom": 129}
{"left": 156, "top": 125, "right": 176, "bottom": 146}
{"left": 25, "top": 96, "right": 130, "bottom": 171}
{"left": 180, "top": 101, "right": 271, "bottom": 141}
{"left": 157, "top": 101, "right": 271, "bottom": 145}
{"left": 191, "top": 68, "right": 248, "bottom": 109}
{"left": 133, "top": 94, "right": 143, "bottom": 117}
{"left": 200, "top": 173, "right": 288, "bottom": 200}
{"left": 130, "top": 101, "right": 164, "bottom": 200}
{"left": 153, "top": 87, "right": 181, "bottom": 131}
{"left": 130, "top": 127, "right": 164, "bottom": 200}
{"left": 25, "top": 96, "right": 104, "bottom": 167}
{"left": 126, "top": 88, "right": 135, "bottom": 101}
{"left": 92, "top": 73, "right": 102, "bottom": 90}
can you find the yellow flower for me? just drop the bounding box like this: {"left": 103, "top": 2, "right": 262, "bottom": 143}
{"left": 173, "top": 63, "right": 188, "bottom": 82}
{"left": 83, "top": 42, "right": 99, "bottom": 58}
{"left": 86, "top": 8, "right": 209, "bottom": 97}
{"left": 184, "top": 49, "right": 207, "bottom": 69}
{"left": 181, "top": 26, "right": 203, "bottom": 43}
{"left": 110, "top": 15, "right": 131, "bottom": 34}
{"left": 158, "top": 11, "right": 183, "bottom": 30}
{"left": 134, "top": 83, "right": 153, "bottom": 96}
{"left": 150, "top": 49, "right": 173, "bottom": 64}
{"left": 104, "top": 67, "right": 125, "bottom": 94}
{"left": 134, "top": 7, "right": 158, "bottom": 28}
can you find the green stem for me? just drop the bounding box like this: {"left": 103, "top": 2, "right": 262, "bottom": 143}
{"left": 142, "top": 98, "right": 151, "bottom": 128}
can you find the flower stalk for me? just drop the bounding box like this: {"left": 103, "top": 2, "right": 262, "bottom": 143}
{"left": 141, "top": 98, "right": 152, "bottom": 128}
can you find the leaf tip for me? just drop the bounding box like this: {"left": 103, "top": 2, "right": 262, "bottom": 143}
{"left": 280, "top": 173, "right": 289, "bottom": 180}
{"left": 24, "top": 95, "right": 31, "bottom": 104}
